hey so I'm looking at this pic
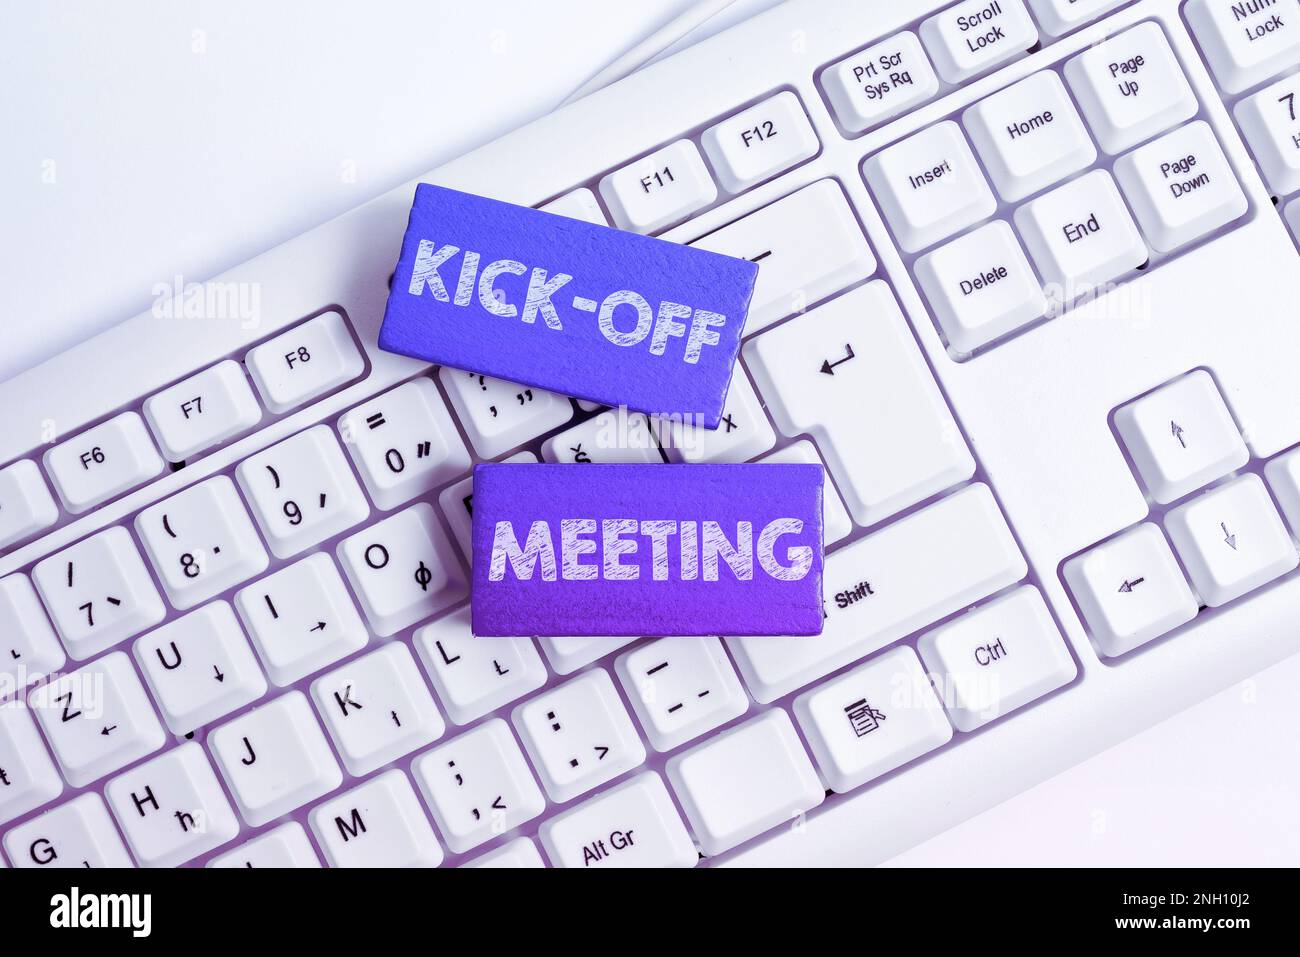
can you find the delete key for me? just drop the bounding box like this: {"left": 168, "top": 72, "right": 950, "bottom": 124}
{"left": 472, "top": 463, "right": 824, "bottom": 637}
{"left": 379, "top": 184, "right": 757, "bottom": 428}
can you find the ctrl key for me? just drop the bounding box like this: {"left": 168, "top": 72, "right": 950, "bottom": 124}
{"left": 539, "top": 772, "right": 698, "bottom": 868}
{"left": 1063, "top": 523, "right": 1199, "bottom": 657}
{"left": 917, "top": 585, "right": 1076, "bottom": 732}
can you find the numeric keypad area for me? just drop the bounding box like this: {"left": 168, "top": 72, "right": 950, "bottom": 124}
{"left": 865, "top": 21, "right": 1248, "bottom": 358}
{"left": 1185, "top": 0, "right": 1300, "bottom": 246}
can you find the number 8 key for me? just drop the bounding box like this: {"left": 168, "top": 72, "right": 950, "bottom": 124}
{"left": 136, "top": 476, "right": 269, "bottom": 610}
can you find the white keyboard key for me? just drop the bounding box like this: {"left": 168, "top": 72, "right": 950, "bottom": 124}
{"left": 3, "top": 793, "right": 134, "bottom": 868}
{"left": 1115, "top": 369, "right": 1248, "bottom": 504}
{"left": 135, "top": 476, "right": 270, "bottom": 609}
{"left": 687, "top": 179, "right": 876, "bottom": 336}
{"left": 461, "top": 835, "right": 546, "bottom": 868}
{"left": 0, "top": 574, "right": 64, "bottom": 689}
{"left": 208, "top": 821, "right": 321, "bottom": 868}
{"left": 542, "top": 409, "right": 663, "bottom": 464}
{"left": 963, "top": 70, "right": 1097, "bottom": 202}
{"left": 134, "top": 602, "right": 266, "bottom": 735}
{"left": 245, "top": 311, "right": 364, "bottom": 414}
{"left": 746, "top": 281, "right": 975, "bottom": 526}
{"left": 1165, "top": 474, "right": 1298, "bottom": 606}
{"left": 701, "top": 91, "right": 819, "bottom": 192}
{"left": 654, "top": 365, "right": 774, "bottom": 463}
{"left": 28, "top": 651, "right": 165, "bottom": 787}
{"left": 413, "top": 606, "right": 547, "bottom": 725}
{"left": 729, "top": 483, "right": 1026, "bottom": 702}
{"left": 1186, "top": 0, "right": 1300, "bottom": 94}
{"left": 538, "top": 634, "right": 638, "bottom": 676}
{"left": 208, "top": 691, "right": 342, "bottom": 827}
{"left": 0, "top": 702, "right": 62, "bottom": 824}
{"left": 540, "top": 187, "right": 608, "bottom": 225}
{"left": 1064, "top": 523, "right": 1198, "bottom": 656}
{"left": 338, "top": 503, "right": 466, "bottom": 636}
{"left": 310, "top": 769, "right": 443, "bottom": 867}
{"left": 666, "top": 709, "right": 822, "bottom": 856}
{"left": 863, "top": 121, "right": 998, "bottom": 252}
{"left": 44, "top": 412, "right": 163, "bottom": 514}
{"left": 754, "top": 440, "right": 853, "bottom": 544}
{"left": 237, "top": 425, "right": 370, "bottom": 559}
{"left": 438, "top": 451, "right": 537, "bottom": 564}
{"left": 412, "top": 718, "right": 546, "bottom": 853}
{"left": 1064, "top": 23, "right": 1199, "bottom": 153}
{"left": 821, "top": 32, "right": 940, "bottom": 132}
{"left": 338, "top": 377, "right": 469, "bottom": 510}
{"left": 143, "top": 359, "right": 263, "bottom": 462}
{"left": 0, "top": 459, "right": 58, "bottom": 550}
{"left": 1025, "top": 0, "right": 1128, "bottom": 37}
{"left": 918, "top": 585, "right": 1076, "bottom": 731}
{"left": 539, "top": 772, "right": 697, "bottom": 868}
{"left": 1287, "top": 196, "right": 1300, "bottom": 239}
{"left": 1265, "top": 446, "right": 1300, "bottom": 533}
{"left": 106, "top": 742, "right": 239, "bottom": 867}
{"left": 1014, "top": 169, "right": 1148, "bottom": 296}
{"left": 599, "top": 139, "right": 717, "bottom": 233}
{"left": 33, "top": 527, "right": 166, "bottom": 660}
{"left": 919, "top": 0, "right": 1039, "bottom": 83}
{"left": 513, "top": 669, "right": 646, "bottom": 803}
{"left": 311, "top": 642, "right": 444, "bottom": 777}
{"left": 615, "top": 637, "right": 748, "bottom": 752}
{"left": 794, "top": 646, "right": 951, "bottom": 793}
{"left": 235, "top": 553, "right": 369, "bottom": 686}
{"left": 439, "top": 368, "right": 572, "bottom": 459}
{"left": 1236, "top": 72, "right": 1300, "bottom": 195}
{"left": 914, "top": 219, "right": 1047, "bottom": 353}
{"left": 1114, "top": 121, "right": 1248, "bottom": 252}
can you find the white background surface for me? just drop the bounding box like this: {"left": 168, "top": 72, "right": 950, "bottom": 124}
{"left": 2, "top": 0, "right": 1297, "bottom": 866}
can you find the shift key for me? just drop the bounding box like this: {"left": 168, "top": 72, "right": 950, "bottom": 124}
{"left": 727, "top": 483, "right": 1026, "bottom": 703}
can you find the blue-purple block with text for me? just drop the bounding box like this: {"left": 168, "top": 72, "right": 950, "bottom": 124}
{"left": 378, "top": 184, "right": 758, "bottom": 429}
{"left": 471, "top": 463, "right": 824, "bottom": 637}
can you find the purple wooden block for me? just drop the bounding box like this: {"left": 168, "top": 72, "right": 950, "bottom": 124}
{"left": 378, "top": 184, "right": 758, "bottom": 429}
{"left": 471, "top": 463, "right": 824, "bottom": 637}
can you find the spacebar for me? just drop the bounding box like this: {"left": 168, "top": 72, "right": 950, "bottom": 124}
{"left": 727, "top": 483, "right": 1027, "bottom": 703}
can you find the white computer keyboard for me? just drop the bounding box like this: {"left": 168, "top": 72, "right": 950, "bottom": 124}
{"left": 4, "top": 0, "right": 1300, "bottom": 868}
